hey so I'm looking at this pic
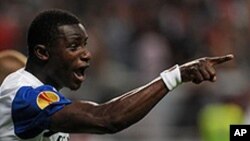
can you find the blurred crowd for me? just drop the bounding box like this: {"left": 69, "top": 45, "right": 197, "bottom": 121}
{"left": 1, "top": 0, "right": 250, "bottom": 141}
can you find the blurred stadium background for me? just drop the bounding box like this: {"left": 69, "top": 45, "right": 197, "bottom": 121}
{"left": 1, "top": 0, "right": 250, "bottom": 141}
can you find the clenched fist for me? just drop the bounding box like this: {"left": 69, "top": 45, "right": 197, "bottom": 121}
{"left": 180, "top": 54, "right": 234, "bottom": 84}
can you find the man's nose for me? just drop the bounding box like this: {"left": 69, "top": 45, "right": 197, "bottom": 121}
{"left": 80, "top": 49, "right": 92, "bottom": 62}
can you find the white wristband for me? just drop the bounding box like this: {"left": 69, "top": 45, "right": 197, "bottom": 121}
{"left": 160, "top": 64, "right": 182, "bottom": 91}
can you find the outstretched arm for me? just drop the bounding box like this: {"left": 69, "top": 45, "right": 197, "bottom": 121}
{"left": 50, "top": 54, "right": 234, "bottom": 134}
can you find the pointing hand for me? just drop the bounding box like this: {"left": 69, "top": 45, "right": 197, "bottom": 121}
{"left": 180, "top": 54, "right": 234, "bottom": 84}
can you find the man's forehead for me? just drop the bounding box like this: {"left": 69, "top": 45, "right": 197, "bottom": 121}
{"left": 57, "top": 23, "right": 88, "bottom": 37}
{"left": 78, "top": 23, "right": 88, "bottom": 36}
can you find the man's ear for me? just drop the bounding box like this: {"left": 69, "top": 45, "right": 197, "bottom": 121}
{"left": 34, "top": 45, "right": 49, "bottom": 61}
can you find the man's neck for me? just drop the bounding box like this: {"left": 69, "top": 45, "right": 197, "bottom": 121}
{"left": 25, "top": 59, "right": 61, "bottom": 90}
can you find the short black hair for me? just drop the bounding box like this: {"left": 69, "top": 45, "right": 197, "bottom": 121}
{"left": 27, "top": 9, "right": 81, "bottom": 57}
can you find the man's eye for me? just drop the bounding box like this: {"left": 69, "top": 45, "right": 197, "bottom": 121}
{"left": 70, "top": 43, "right": 77, "bottom": 48}
{"left": 84, "top": 42, "right": 87, "bottom": 46}
{"left": 68, "top": 43, "right": 79, "bottom": 51}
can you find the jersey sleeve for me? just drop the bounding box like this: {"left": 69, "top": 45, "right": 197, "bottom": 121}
{"left": 12, "top": 85, "right": 72, "bottom": 139}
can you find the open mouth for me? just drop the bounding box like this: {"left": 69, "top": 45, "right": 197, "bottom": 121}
{"left": 73, "top": 65, "right": 89, "bottom": 81}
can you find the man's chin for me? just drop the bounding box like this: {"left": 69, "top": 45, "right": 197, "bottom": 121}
{"left": 68, "top": 83, "right": 82, "bottom": 91}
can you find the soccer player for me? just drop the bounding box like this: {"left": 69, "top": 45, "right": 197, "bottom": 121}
{"left": 0, "top": 9, "right": 234, "bottom": 141}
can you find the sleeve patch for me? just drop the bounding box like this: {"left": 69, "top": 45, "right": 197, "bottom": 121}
{"left": 37, "top": 91, "right": 60, "bottom": 110}
{"left": 12, "top": 85, "right": 72, "bottom": 139}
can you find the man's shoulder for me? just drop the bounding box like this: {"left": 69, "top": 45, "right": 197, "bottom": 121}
{"left": 0, "top": 68, "right": 37, "bottom": 97}
{"left": 1, "top": 68, "right": 42, "bottom": 90}
{"left": 1, "top": 69, "right": 23, "bottom": 90}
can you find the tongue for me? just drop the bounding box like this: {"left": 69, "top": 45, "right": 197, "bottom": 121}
{"left": 74, "top": 71, "right": 84, "bottom": 81}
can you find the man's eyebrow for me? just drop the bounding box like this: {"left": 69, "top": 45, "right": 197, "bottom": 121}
{"left": 66, "top": 34, "right": 85, "bottom": 40}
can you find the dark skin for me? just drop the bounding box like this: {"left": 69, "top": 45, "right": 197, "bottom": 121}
{"left": 25, "top": 23, "right": 234, "bottom": 134}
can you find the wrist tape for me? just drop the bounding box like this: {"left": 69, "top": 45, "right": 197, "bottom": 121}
{"left": 160, "top": 65, "right": 182, "bottom": 91}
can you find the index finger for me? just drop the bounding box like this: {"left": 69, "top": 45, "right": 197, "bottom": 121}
{"left": 207, "top": 54, "right": 234, "bottom": 66}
